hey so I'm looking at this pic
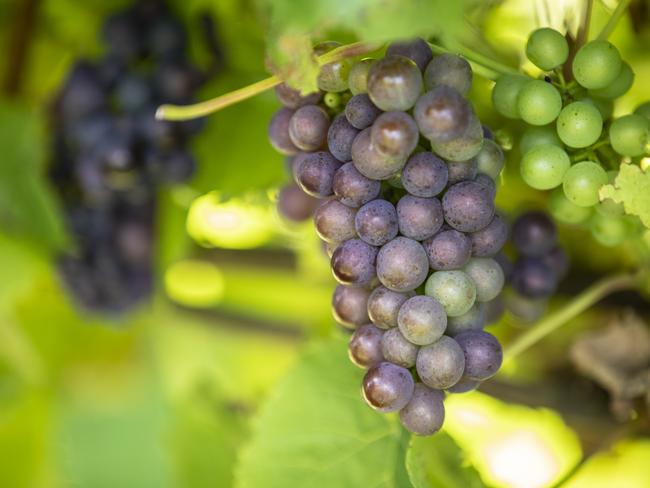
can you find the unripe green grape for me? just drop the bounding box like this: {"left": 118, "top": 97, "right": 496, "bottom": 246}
{"left": 556, "top": 101, "right": 603, "bottom": 148}
{"left": 424, "top": 270, "right": 477, "bottom": 317}
{"left": 609, "top": 114, "right": 649, "bottom": 157}
{"left": 492, "top": 75, "right": 530, "bottom": 119}
{"left": 572, "top": 40, "right": 622, "bottom": 89}
{"left": 549, "top": 187, "right": 593, "bottom": 224}
{"left": 579, "top": 97, "right": 613, "bottom": 121}
{"left": 315, "top": 41, "right": 352, "bottom": 92}
{"left": 517, "top": 80, "right": 562, "bottom": 126}
{"left": 590, "top": 213, "right": 630, "bottom": 247}
{"left": 349, "top": 58, "right": 374, "bottom": 95}
{"left": 520, "top": 144, "right": 570, "bottom": 189}
{"left": 324, "top": 92, "right": 341, "bottom": 108}
{"left": 635, "top": 101, "right": 650, "bottom": 121}
{"left": 520, "top": 125, "right": 562, "bottom": 154}
{"left": 475, "top": 139, "right": 504, "bottom": 179}
{"left": 526, "top": 28, "right": 569, "bottom": 70}
{"left": 589, "top": 62, "right": 634, "bottom": 99}
{"left": 562, "top": 161, "right": 608, "bottom": 207}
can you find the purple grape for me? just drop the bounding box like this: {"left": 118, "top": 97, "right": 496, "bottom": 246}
{"left": 424, "top": 54, "right": 472, "bottom": 95}
{"left": 332, "top": 285, "right": 371, "bottom": 328}
{"left": 376, "top": 237, "right": 429, "bottom": 292}
{"left": 355, "top": 199, "right": 399, "bottom": 246}
{"left": 446, "top": 159, "right": 478, "bottom": 185}
{"left": 511, "top": 211, "right": 557, "bottom": 257}
{"left": 295, "top": 151, "right": 341, "bottom": 197}
{"left": 362, "top": 362, "right": 415, "bottom": 413}
{"left": 399, "top": 383, "right": 445, "bottom": 436}
{"left": 367, "top": 286, "right": 413, "bottom": 329}
{"left": 381, "top": 327, "right": 419, "bottom": 367}
{"left": 348, "top": 324, "right": 385, "bottom": 368}
{"left": 345, "top": 94, "right": 382, "bottom": 129}
{"left": 277, "top": 183, "right": 319, "bottom": 222}
{"left": 370, "top": 111, "right": 419, "bottom": 159}
{"left": 367, "top": 55, "right": 423, "bottom": 111}
{"left": 447, "top": 377, "right": 480, "bottom": 394}
{"left": 397, "top": 295, "right": 447, "bottom": 345}
{"left": 416, "top": 336, "right": 465, "bottom": 389}
{"left": 314, "top": 199, "right": 357, "bottom": 243}
{"left": 455, "top": 330, "right": 503, "bottom": 381}
{"left": 386, "top": 38, "right": 433, "bottom": 72}
{"left": 473, "top": 173, "right": 497, "bottom": 200}
{"left": 442, "top": 180, "right": 495, "bottom": 232}
{"left": 401, "top": 152, "right": 448, "bottom": 197}
{"left": 494, "top": 252, "right": 514, "bottom": 282}
{"left": 274, "top": 83, "right": 322, "bottom": 109}
{"left": 423, "top": 229, "right": 472, "bottom": 270}
{"left": 446, "top": 303, "right": 486, "bottom": 336}
{"left": 332, "top": 162, "right": 381, "bottom": 208}
{"left": 351, "top": 128, "right": 407, "bottom": 180}
{"left": 542, "top": 245, "right": 569, "bottom": 281}
{"left": 288, "top": 104, "right": 330, "bottom": 151}
{"left": 331, "top": 238, "right": 377, "bottom": 286}
{"left": 414, "top": 86, "right": 472, "bottom": 143}
{"left": 469, "top": 213, "right": 508, "bottom": 257}
{"left": 328, "top": 114, "right": 359, "bottom": 162}
{"left": 511, "top": 257, "right": 557, "bottom": 298}
{"left": 396, "top": 195, "right": 443, "bottom": 241}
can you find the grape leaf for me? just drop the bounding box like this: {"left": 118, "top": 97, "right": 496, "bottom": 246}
{"left": 235, "top": 336, "right": 412, "bottom": 488}
{"left": 599, "top": 164, "right": 650, "bottom": 229}
{"left": 406, "top": 433, "right": 484, "bottom": 488}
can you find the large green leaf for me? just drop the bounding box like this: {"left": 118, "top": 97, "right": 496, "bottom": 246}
{"left": 599, "top": 163, "right": 650, "bottom": 229}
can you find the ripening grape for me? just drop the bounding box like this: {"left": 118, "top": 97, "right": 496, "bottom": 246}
{"left": 288, "top": 104, "right": 330, "bottom": 151}
{"left": 399, "top": 383, "right": 445, "bottom": 436}
{"left": 525, "top": 28, "right": 569, "bottom": 70}
{"left": 589, "top": 61, "right": 634, "bottom": 99}
{"left": 401, "top": 152, "right": 449, "bottom": 197}
{"left": 492, "top": 74, "right": 530, "bottom": 118}
{"left": 424, "top": 54, "right": 472, "bottom": 95}
{"left": 442, "top": 180, "right": 495, "bottom": 232}
{"left": 327, "top": 114, "right": 359, "bottom": 162}
{"left": 556, "top": 101, "right": 603, "bottom": 148}
{"left": 609, "top": 114, "right": 649, "bottom": 157}
{"left": 425, "top": 270, "right": 477, "bottom": 317}
{"left": 430, "top": 115, "right": 484, "bottom": 161}
{"left": 348, "top": 58, "right": 375, "bottom": 95}
{"left": 549, "top": 187, "right": 593, "bottom": 224}
{"left": 414, "top": 85, "right": 472, "bottom": 143}
{"left": 355, "top": 199, "right": 399, "bottom": 246}
{"left": 268, "top": 107, "right": 298, "bottom": 155}
{"left": 475, "top": 139, "right": 504, "bottom": 180}
{"left": 423, "top": 229, "right": 472, "bottom": 270}
{"left": 376, "top": 237, "right": 430, "bottom": 292}
{"left": 520, "top": 144, "right": 570, "bottom": 190}
{"left": 572, "top": 40, "right": 622, "bottom": 90}
{"left": 345, "top": 93, "right": 382, "bottom": 129}
{"left": 463, "top": 257, "right": 505, "bottom": 302}
{"left": 416, "top": 336, "right": 465, "bottom": 389}
{"left": 520, "top": 124, "right": 562, "bottom": 154}
{"left": 397, "top": 295, "right": 447, "bottom": 345}
{"left": 367, "top": 55, "right": 423, "bottom": 111}
{"left": 367, "top": 286, "right": 413, "bottom": 329}
{"left": 331, "top": 238, "right": 377, "bottom": 286}
{"left": 314, "top": 41, "right": 352, "bottom": 93}
{"left": 469, "top": 213, "right": 508, "bottom": 257}
{"left": 381, "top": 327, "right": 419, "bottom": 367}
{"left": 511, "top": 211, "right": 557, "bottom": 256}
{"left": 446, "top": 303, "right": 486, "bottom": 336}
{"left": 517, "top": 80, "right": 562, "bottom": 126}
{"left": 396, "top": 195, "right": 444, "bottom": 240}
{"left": 562, "top": 161, "right": 608, "bottom": 207}
{"left": 274, "top": 83, "right": 322, "bottom": 109}
{"left": 454, "top": 330, "right": 503, "bottom": 381}
{"left": 277, "top": 183, "right": 319, "bottom": 222}
{"left": 447, "top": 158, "right": 478, "bottom": 185}
{"left": 348, "top": 324, "right": 385, "bottom": 368}
{"left": 332, "top": 285, "right": 371, "bottom": 329}
{"left": 362, "top": 362, "right": 415, "bottom": 413}
{"left": 386, "top": 38, "right": 433, "bottom": 72}
{"left": 332, "top": 162, "right": 381, "bottom": 208}
{"left": 295, "top": 151, "right": 341, "bottom": 197}
{"left": 370, "top": 111, "right": 419, "bottom": 159}
{"left": 313, "top": 199, "right": 357, "bottom": 243}
{"left": 351, "top": 128, "right": 407, "bottom": 180}
{"left": 511, "top": 256, "right": 557, "bottom": 298}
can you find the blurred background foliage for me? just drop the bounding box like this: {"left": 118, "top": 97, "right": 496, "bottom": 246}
{"left": 0, "top": 0, "right": 649, "bottom": 487}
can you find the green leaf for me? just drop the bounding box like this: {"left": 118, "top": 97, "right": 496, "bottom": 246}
{"left": 235, "top": 336, "right": 411, "bottom": 488}
{"left": 599, "top": 163, "right": 650, "bottom": 228}
{"left": 406, "top": 433, "right": 484, "bottom": 488}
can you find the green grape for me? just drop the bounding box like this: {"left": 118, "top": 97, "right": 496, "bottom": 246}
{"left": 492, "top": 75, "right": 530, "bottom": 119}
{"left": 424, "top": 270, "right": 477, "bottom": 317}
{"left": 349, "top": 58, "right": 374, "bottom": 95}
{"left": 635, "top": 101, "right": 650, "bottom": 121}
{"left": 590, "top": 213, "right": 630, "bottom": 247}
{"left": 520, "top": 144, "right": 570, "bottom": 190}
{"left": 475, "top": 139, "right": 504, "bottom": 179}
{"left": 609, "top": 114, "right": 649, "bottom": 157}
{"left": 549, "top": 187, "right": 593, "bottom": 224}
{"left": 556, "top": 101, "right": 603, "bottom": 148}
{"left": 324, "top": 92, "right": 341, "bottom": 108}
{"left": 572, "top": 40, "right": 622, "bottom": 90}
{"left": 525, "top": 28, "right": 569, "bottom": 70}
{"left": 562, "top": 161, "right": 608, "bottom": 207}
{"left": 589, "top": 62, "right": 634, "bottom": 99}
{"left": 315, "top": 41, "right": 352, "bottom": 93}
{"left": 520, "top": 125, "right": 562, "bottom": 154}
{"left": 517, "top": 80, "right": 562, "bottom": 126}
{"left": 579, "top": 97, "right": 613, "bottom": 121}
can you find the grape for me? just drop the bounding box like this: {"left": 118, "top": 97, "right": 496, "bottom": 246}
{"left": 463, "top": 257, "right": 505, "bottom": 302}
{"left": 446, "top": 158, "right": 478, "bottom": 185}
{"left": 475, "top": 139, "right": 504, "bottom": 180}
{"left": 295, "top": 151, "right": 342, "bottom": 197}
{"left": 381, "top": 327, "right": 419, "bottom": 367}
{"left": 399, "top": 383, "right": 445, "bottom": 436}
{"left": 492, "top": 75, "right": 530, "bottom": 119}
{"left": 277, "top": 183, "right": 319, "bottom": 222}
{"left": 423, "top": 229, "right": 472, "bottom": 270}
{"left": 484, "top": 296, "right": 505, "bottom": 325}
{"left": 589, "top": 213, "right": 630, "bottom": 247}
{"left": 355, "top": 199, "right": 399, "bottom": 246}
{"left": 288, "top": 105, "right": 330, "bottom": 151}
{"left": 268, "top": 108, "right": 298, "bottom": 155}
{"left": 332, "top": 285, "right": 371, "bottom": 328}
{"left": 454, "top": 330, "right": 503, "bottom": 381}
{"left": 332, "top": 162, "right": 381, "bottom": 208}
{"left": 323, "top": 92, "right": 341, "bottom": 109}
{"left": 520, "top": 125, "right": 562, "bottom": 154}
{"left": 424, "top": 54, "right": 472, "bottom": 95}
{"left": 511, "top": 211, "right": 557, "bottom": 256}
{"left": 511, "top": 257, "right": 557, "bottom": 298}
{"left": 525, "top": 28, "right": 569, "bottom": 70}
{"left": 542, "top": 245, "right": 569, "bottom": 281}
{"left": 549, "top": 187, "right": 593, "bottom": 224}
{"left": 609, "top": 114, "right": 649, "bottom": 157}
{"left": 572, "top": 40, "right": 622, "bottom": 90}
{"left": 469, "top": 214, "right": 508, "bottom": 257}
{"left": 114, "top": 73, "right": 151, "bottom": 112}
{"left": 327, "top": 114, "right": 359, "bottom": 162}
{"left": 442, "top": 180, "right": 495, "bottom": 232}
{"left": 474, "top": 174, "right": 497, "bottom": 200}
{"left": 348, "top": 58, "right": 374, "bottom": 95}
{"left": 446, "top": 303, "right": 486, "bottom": 336}
{"left": 396, "top": 195, "right": 444, "bottom": 241}
{"left": 562, "top": 161, "right": 608, "bottom": 207}
{"left": 367, "top": 55, "right": 423, "bottom": 111}
{"left": 376, "top": 237, "right": 429, "bottom": 292}
{"left": 371, "top": 111, "right": 419, "bottom": 159}
{"left": 315, "top": 41, "right": 352, "bottom": 93}
{"left": 416, "top": 336, "right": 465, "bottom": 389}
{"left": 345, "top": 94, "right": 382, "bottom": 129}
{"left": 517, "top": 80, "right": 562, "bottom": 126}
{"left": 351, "top": 128, "right": 407, "bottom": 180}
{"left": 589, "top": 62, "right": 634, "bottom": 99}
{"left": 58, "top": 62, "right": 107, "bottom": 120}
{"left": 431, "top": 115, "right": 484, "bottom": 161}
{"left": 348, "top": 324, "right": 385, "bottom": 368}
{"left": 447, "top": 377, "right": 480, "bottom": 394}
{"left": 274, "top": 83, "right": 322, "bottom": 109}
{"left": 331, "top": 238, "right": 378, "bottom": 286}
{"left": 414, "top": 86, "right": 472, "bottom": 143}
{"left": 386, "top": 38, "right": 433, "bottom": 72}
{"left": 367, "top": 286, "right": 412, "bottom": 329}
{"left": 401, "top": 152, "right": 448, "bottom": 197}
{"left": 154, "top": 61, "right": 203, "bottom": 102}
{"left": 635, "top": 101, "right": 650, "bottom": 121}
{"left": 314, "top": 199, "right": 357, "bottom": 243}
{"left": 397, "top": 295, "right": 447, "bottom": 345}
{"left": 424, "top": 270, "right": 477, "bottom": 317}
{"left": 503, "top": 288, "right": 547, "bottom": 322}
{"left": 362, "top": 362, "right": 415, "bottom": 413}
{"left": 556, "top": 101, "right": 603, "bottom": 148}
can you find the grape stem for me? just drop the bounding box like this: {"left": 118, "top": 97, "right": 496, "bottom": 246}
{"left": 597, "top": 0, "right": 632, "bottom": 40}
{"left": 156, "top": 41, "right": 380, "bottom": 121}
{"left": 504, "top": 272, "right": 641, "bottom": 361}
{"left": 429, "top": 42, "right": 519, "bottom": 80}
{"left": 570, "top": 140, "right": 610, "bottom": 161}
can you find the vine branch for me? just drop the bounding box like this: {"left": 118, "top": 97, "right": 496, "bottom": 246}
{"left": 597, "top": 0, "right": 632, "bottom": 40}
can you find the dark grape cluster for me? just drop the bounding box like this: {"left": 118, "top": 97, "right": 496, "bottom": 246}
{"left": 49, "top": 0, "right": 218, "bottom": 314}
{"left": 269, "top": 39, "right": 507, "bottom": 436}
{"left": 492, "top": 28, "right": 649, "bottom": 247}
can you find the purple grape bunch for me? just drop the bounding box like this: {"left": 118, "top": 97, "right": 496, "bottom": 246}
{"left": 268, "top": 38, "right": 508, "bottom": 436}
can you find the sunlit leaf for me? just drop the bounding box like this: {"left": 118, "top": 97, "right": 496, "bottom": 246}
{"left": 599, "top": 163, "right": 650, "bottom": 229}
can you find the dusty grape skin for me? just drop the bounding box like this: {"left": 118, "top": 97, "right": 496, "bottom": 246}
{"left": 401, "top": 152, "right": 448, "bottom": 197}
{"left": 367, "top": 55, "right": 423, "bottom": 111}
{"left": 381, "top": 327, "right": 419, "bottom": 367}
{"left": 386, "top": 38, "right": 433, "bottom": 72}
{"left": 295, "top": 151, "right": 342, "bottom": 197}
{"left": 348, "top": 324, "right": 385, "bottom": 368}
{"left": 397, "top": 295, "right": 447, "bottom": 346}
{"left": 424, "top": 270, "right": 477, "bottom": 317}
{"left": 446, "top": 376, "right": 480, "bottom": 394}
{"left": 370, "top": 111, "right": 419, "bottom": 159}
{"left": 351, "top": 128, "right": 407, "bottom": 180}
{"left": 463, "top": 257, "right": 505, "bottom": 302}
{"left": 424, "top": 53, "right": 472, "bottom": 95}
{"left": 362, "top": 362, "right": 415, "bottom": 413}
{"left": 542, "top": 245, "right": 569, "bottom": 281}
{"left": 431, "top": 115, "right": 484, "bottom": 162}
{"left": 376, "top": 237, "right": 430, "bottom": 292}
{"left": 345, "top": 93, "right": 382, "bottom": 130}
{"left": 422, "top": 229, "right": 472, "bottom": 270}
{"left": 442, "top": 180, "right": 495, "bottom": 232}
{"left": 314, "top": 199, "right": 357, "bottom": 243}
{"left": 268, "top": 107, "right": 298, "bottom": 155}
{"left": 511, "top": 256, "right": 557, "bottom": 298}
{"left": 399, "top": 383, "right": 445, "bottom": 436}
{"left": 367, "top": 286, "right": 413, "bottom": 329}
{"left": 277, "top": 183, "right": 319, "bottom": 222}
{"left": 327, "top": 114, "right": 359, "bottom": 162}
{"left": 332, "top": 162, "right": 381, "bottom": 208}
{"left": 274, "top": 83, "right": 322, "bottom": 109}
{"left": 469, "top": 213, "right": 508, "bottom": 257}
{"left": 416, "top": 336, "right": 466, "bottom": 389}
{"left": 446, "top": 158, "right": 478, "bottom": 185}
{"left": 454, "top": 330, "right": 503, "bottom": 381}
{"left": 355, "top": 199, "right": 399, "bottom": 246}
{"left": 396, "top": 195, "right": 444, "bottom": 241}
{"left": 288, "top": 104, "right": 330, "bottom": 151}
{"left": 414, "top": 86, "right": 472, "bottom": 143}
{"left": 332, "top": 285, "right": 371, "bottom": 329}
{"left": 474, "top": 174, "right": 497, "bottom": 201}
{"left": 511, "top": 211, "right": 557, "bottom": 257}
{"left": 331, "top": 238, "right": 378, "bottom": 286}
{"left": 446, "top": 303, "right": 486, "bottom": 336}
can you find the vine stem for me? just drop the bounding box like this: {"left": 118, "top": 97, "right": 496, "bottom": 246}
{"left": 429, "top": 42, "right": 519, "bottom": 79}
{"left": 504, "top": 272, "right": 640, "bottom": 361}
{"left": 156, "top": 41, "right": 380, "bottom": 121}
{"left": 597, "top": 0, "right": 632, "bottom": 40}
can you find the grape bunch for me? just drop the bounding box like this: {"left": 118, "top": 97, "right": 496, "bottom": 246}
{"left": 268, "top": 39, "right": 507, "bottom": 435}
{"left": 49, "top": 0, "right": 218, "bottom": 314}
{"left": 492, "top": 28, "right": 649, "bottom": 247}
